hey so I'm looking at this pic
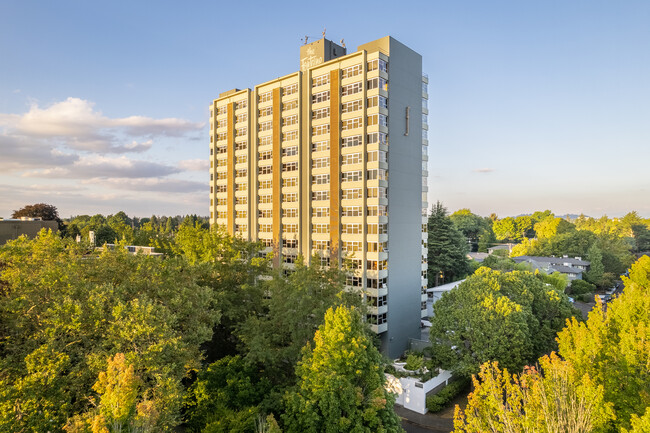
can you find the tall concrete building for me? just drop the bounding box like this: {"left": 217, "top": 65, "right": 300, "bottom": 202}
{"left": 209, "top": 36, "right": 429, "bottom": 357}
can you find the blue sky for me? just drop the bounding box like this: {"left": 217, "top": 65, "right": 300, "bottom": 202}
{"left": 1, "top": 0, "right": 648, "bottom": 218}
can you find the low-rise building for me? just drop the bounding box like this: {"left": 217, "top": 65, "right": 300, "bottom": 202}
{"left": 512, "top": 255, "right": 590, "bottom": 281}
{"left": 0, "top": 218, "right": 58, "bottom": 244}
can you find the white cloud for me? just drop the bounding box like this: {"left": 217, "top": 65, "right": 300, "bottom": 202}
{"left": 178, "top": 159, "right": 209, "bottom": 171}
{"left": 0, "top": 97, "right": 204, "bottom": 153}
{"left": 21, "top": 155, "right": 179, "bottom": 179}
{"left": 473, "top": 168, "right": 495, "bottom": 173}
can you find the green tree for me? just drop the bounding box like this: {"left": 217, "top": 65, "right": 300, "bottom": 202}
{"left": 558, "top": 255, "right": 650, "bottom": 431}
{"left": 585, "top": 244, "right": 605, "bottom": 287}
{"left": 492, "top": 217, "right": 518, "bottom": 242}
{"left": 534, "top": 216, "right": 575, "bottom": 240}
{"left": 429, "top": 268, "right": 577, "bottom": 378}
{"left": 283, "top": 306, "right": 403, "bottom": 433}
{"left": 0, "top": 230, "right": 219, "bottom": 432}
{"left": 428, "top": 202, "right": 470, "bottom": 286}
{"left": 450, "top": 209, "right": 490, "bottom": 252}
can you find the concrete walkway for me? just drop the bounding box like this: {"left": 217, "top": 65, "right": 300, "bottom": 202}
{"left": 395, "top": 405, "right": 454, "bottom": 433}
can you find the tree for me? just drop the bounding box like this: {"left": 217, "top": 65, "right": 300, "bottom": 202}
{"left": 428, "top": 202, "right": 470, "bottom": 286}
{"left": 429, "top": 268, "right": 577, "bottom": 378}
{"left": 492, "top": 217, "right": 518, "bottom": 242}
{"left": 453, "top": 354, "right": 613, "bottom": 433}
{"left": 283, "top": 306, "right": 403, "bottom": 433}
{"left": 450, "top": 209, "right": 490, "bottom": 252}
{"left": 0, "top": 230, "right": 219, "bottom": 431}
{"left": 534, "top": 216, "right": 575, "bottom": 240}
{"left": 557, "top": 255, "right": 650, "bottom": 431}
{"left": 12, "top": 203, "right": 64, "bottom": 231}
{"left": 585, "top": 244, "right": 605, "bottom": 287}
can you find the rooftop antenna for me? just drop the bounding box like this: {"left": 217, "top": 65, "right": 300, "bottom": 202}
{"left": 340, "top": 38, "right": 345, "bottom": 48}
{"left": 322, "top": 28, "right": 326, "bottom": 38}
{"left": 303, "top": 35, "right": 309, "bottom": 45}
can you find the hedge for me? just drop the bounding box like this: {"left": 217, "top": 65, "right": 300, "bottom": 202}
{"left": 425, "top": 377, "right": 470, "bottom": 413}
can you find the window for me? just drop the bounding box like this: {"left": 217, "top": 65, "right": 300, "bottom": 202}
{"left": 367, "top": 114, "right": 378, "bottom": 126}
{"left": 342, "top": 153, "right": 362, "bottom": 165}
{"left": 259, "top": 224, "right": 272, "bottom": 232}
{"left": 283, "top": 83, "right": 298, "bottom": 95}
{"left": 341, "top": 64, "right": 362, "bottom": 79}
{"left": 258, "top": 165, "right": 272, "bottom": 175}
{"left": 367, "top": 132, "right": 388, "bottom": 145}
{"left": 259, "top": 106, "right": 272, "bottom": 117}
{"left": 236, "top": 210, "right": 247, "bottom": 218}
{"left": 367, "top": 77, "right": 388, "bottom": 91}
{"left": 283, "top": 239, "right": 298, "bottom": 248}
{"left": 342, "top": 117, "right": 363, "bottom": 130}
{"left": 216, "top": 119, "right": 227, "bottom": 128}
{"left": 216, "top": 171, "right": 227, "bottom": 180}
{"left": 282, "top": 162, "right": 298, "bottom": 172}
{"left": 259, "top": 209, "right": 272, "bottom": 218}
{"left": 379, "top": 114, "right": 388, "bottom": 127}
{"left": 367, "top": 150, "right": 387, "bottom": 163}
{"left": 367, "top": 260, "right": 388, "bottom": 271}
{"left": 216, "top": 145, "right": 227, "bottom": 154}
{"left": 312, "top": 240, "right": 330, "bottom": 250}
{"left": 367, "top": 169, "right": 388, "bottom": 181}
{"left": 216, "top": 185, "right": 227, "bottom": 193}
{"left": 282, "top": 208, "right": 298, "bottom": 218}
{"left": 312, "top": 157, "right": 329, "bottom": 169}
{"left": 342, "top": 206, "right": 362, "bottom": 217}
{"left": 259, "top": 135, "right": 272, "bottom": 147}
{"left": 312, "top": 223, "right": 329, "bottom": 233}
{"left": 367, "top": 95, "right": 388, "bottom": 108}
{"left": 236, "top": 196, "right": 247, "bottom": 205}
{"left": 259, "top": 194, "right": 272, "bottom": 203}
{"left": 312, "top": 190, "right": 329, "bottom": 201}
{"left": 258, "top": 91, "right": 272, "bottom": 103}
{"left": 283, "top": 115, "right": 298, "bottom": 126}
{"left": 341, "top": 135, "right": 362, "bottom": 148}
{"left": 236, "top": 113, "right": 247, "bottom": 123}
{"left": 236, "top": 99, "right": 248, "bottom": 109}
{"left": 283, "top": 223, "right": 298, "bottom": 233}
{"left": 235, "top": 141, "right": 247, "bottom": 151}
{"left": 283, "top": 130, "right": 298, "bottom": 141}
{"left": 282, "top": 177, "right": 298, "bottom": 187}
{"left": 312, "top": 140, "right": 329, "bottom": 152}
{"left": 283, "top": 99, "right": 298, "bottom": 111}
{"left": 217, "top": 198, "right": 227, "bottom": 206}
{"left": 216, "top": 132, "right": 227, "bottom": 141}
{"left": 367, "top": 187, "right": 387, "bottom": 199}
{"left": 367, "top": 205, "right": 387, "bottom": 216}
{"left": 259, "top": 179, "right": 272, "bottom": 189}
{"left": 259, "top": 150, "right": 272, "bottom": 160}
{"left": 260, "top": 238, "right": 273, "bottom": 247}
{"left": 312, "top": 107, "right": 329, "bottom": 119}
{"left": 367, "top": 58, "right": 388, "bottom": 73}
{"left": 236, "top": 182, "right": 247, "bottom": 191}
{"left": 217, "top": 211, "right": 227, "bottom": 219}
{"left": 346, "top": 275, "right": 363, "bottom": 287}
{"left": 342, "top": 99, "right": 362, "bottom": 113}
{"left": 312, "top": 124, "right": 330, "bottom": 136}
{"left": 342, "top": 188, "right": 362, "bottom": 199}
{"left": 283, "top": 146, "right": 298, "bottom": 157}
{"left": 217, "top": 158, "right": 227, "bottom": 167}
{"left": 312, "top": 174, "right": 330, "bottom": 185}
{"left": 367, "top": 241, "right": 388, "bottom": 252}
{"left": 283, "top": 192, "right": 298, "bottom": 202}
{"left": 341, "top": 170, "right": 362, "bottom": 182}
{"left": 312, "top": 90, "right": 329, "bottom": 104}
{"left": 216, "top": 106, "right": 227, "bottom": 115}
{"left": 312, "top": 74, "right": 329, "bottom": 87}
{"left": 236, "top": 168, "right": 247, "bottom": 178}
{"left": 259, "top": 121, "right": 272, "bottom": 132}
{"left": 342, "top": 241, "right": 362, "bottom": 252}
{"left": 341, "top": 82, "right": 363, "bottom": 96}
{"left": 342, "top": 223, "right": 362, "bottom": 234}
{"left": 312, "top": 207, "right": 329, "bottom": 217}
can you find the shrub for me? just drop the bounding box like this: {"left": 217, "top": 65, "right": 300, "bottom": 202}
{"left": 426, "top": 378, "right": 470, "bottom": 413}
{"left": 569, "top": 279, "right": 595, "bottom": 295}
{"left": 404, "top": 353, "right": 425, "bottom": 371}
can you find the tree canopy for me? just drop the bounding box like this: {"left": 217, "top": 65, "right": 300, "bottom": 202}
{"left": 428, "top": 202, "right": 471, "bottom": 286}
{"left": 429, "top": 267, "right": 578, "bottom": 378}
{"left": 283, "top": 306, "right": 403, "bottom": 433}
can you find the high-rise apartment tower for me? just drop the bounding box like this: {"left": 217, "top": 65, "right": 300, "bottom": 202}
{"left": 209, "top": 36, "right": 429, "bottom": 357}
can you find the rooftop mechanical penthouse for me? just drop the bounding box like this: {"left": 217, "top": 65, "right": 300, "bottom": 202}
{"left": 209, "top": 36, "right": 429, "bottom": 357}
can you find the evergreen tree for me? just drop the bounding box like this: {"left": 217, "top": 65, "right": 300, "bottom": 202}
{"left": 283, "top": 306, "right": 403, "bottom": 433}
{"left": 428, "top": 202, "right": 470, "bottom": 286}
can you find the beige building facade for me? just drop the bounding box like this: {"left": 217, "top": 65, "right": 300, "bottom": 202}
{"left": 209, "top": 36, "right": 428, "bottom": 357}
